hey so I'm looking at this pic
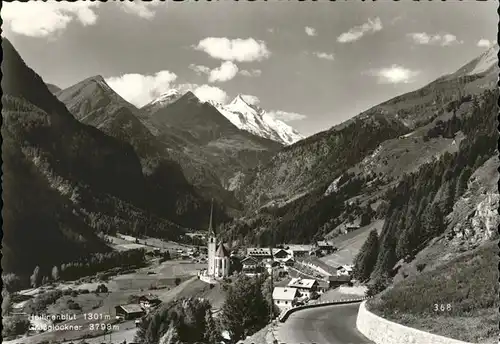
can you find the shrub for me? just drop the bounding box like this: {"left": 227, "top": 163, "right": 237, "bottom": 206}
{"left": 2, "top": 316, "right": 31, "bottom": 338}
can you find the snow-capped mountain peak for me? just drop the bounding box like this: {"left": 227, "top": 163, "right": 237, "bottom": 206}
{"left": 209, "top": 95, "right": 304, "bottom": 145}
{"left": 141, "top": 89, "right": 183, "bottom": 114}
{"left": 467, "top": 44, "right": 499, "bottom": 75}
{"left": 151, "top": 89, "right": 180, "bottom": 105}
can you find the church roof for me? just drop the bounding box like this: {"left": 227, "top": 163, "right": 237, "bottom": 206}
{"left": 215, "top": 243, "right": 230, "bottom": 258}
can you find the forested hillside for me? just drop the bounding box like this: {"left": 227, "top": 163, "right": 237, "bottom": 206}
{"left": 1, "top": 39, "right": 189, "bottom": 276}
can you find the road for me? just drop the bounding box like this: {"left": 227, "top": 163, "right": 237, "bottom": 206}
{"left": 275, "top": 302, "right": 374, "bottom": 344}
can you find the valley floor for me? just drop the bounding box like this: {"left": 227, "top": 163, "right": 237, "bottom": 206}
{"left": 4, "top": 235, "right": 225, "bottom": 344}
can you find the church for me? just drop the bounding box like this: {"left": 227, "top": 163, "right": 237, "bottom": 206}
{"left": 202, "top": 202, "right": 231, "bottom": 280}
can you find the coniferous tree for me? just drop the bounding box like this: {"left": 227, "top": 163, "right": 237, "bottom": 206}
{"left": 221, "top": 274, "right": 269, "bottom": 343}
{"left": 30, "top": 266, "right": 41, "bottom": 288}
{"left": 51, "top": 266, "right": 60, "bottom": 281}
{"left": 203, "top": 308, "right": 221, "bottom": 344}
{"left": 353, "top": 229, "right": 379, "bottom": 281}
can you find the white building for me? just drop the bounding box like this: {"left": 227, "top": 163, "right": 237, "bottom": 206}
{"left": 287, "top": 278, "right": 318, "bottom": 298}
{"left": 337, "top": 265, "right": 353, "bottom": 276}
{"left": 272, "top": 287, "right": 299, "bottom": 311}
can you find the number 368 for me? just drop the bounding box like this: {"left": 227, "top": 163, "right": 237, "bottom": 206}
{"left": 434, "top": 303, "right": 451, "bottom": 311}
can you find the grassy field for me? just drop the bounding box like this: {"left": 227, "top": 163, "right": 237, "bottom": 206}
{"left": 368, "top": 241, "right": 498, "bottom": 343}
{"left": 321, "top": 220, "right": 384, "bottom": 267}
{"left": 5, "top": 238, "right": 211, "bottom": 344}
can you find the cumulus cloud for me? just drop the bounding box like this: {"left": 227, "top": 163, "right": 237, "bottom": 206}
{"left": 305, "top": 26, "right": 317, "bottom": 37}
{"left": 239, "top": 69, "right": 262, "bottom": 77}
{"left": 268, "top": 110, "right": 307, "bottom": 122}
{"left": 192, "top": 84, "right": 228, "bottom": 103}
{"left": 366, "top": 65, "right": 420, "bottom": 84}
{"left": 106, "top": 71, "right": 178, "bottom": 107}
{"left": 337, "top": 17, "right": 382, "bottom": 43}
{"left": 189, "top": 64, "right": 211, "bottom": 75}
{"left": 2, "top": 1, "right": 162, "bottom": 38}
{"left": 194, "top": 37, "right": 271, "bottom": 62}
{"left": 119, "top": 1, "right": 161, "bottom": 19}
{"left": 208, "top": 61, "right": 239, "bottom": 83}
{"left": 407, "top": 32, "right": 463, "bottom": 46}
{"left": 2, "top": 2, "right": 100, "bottom": 38}
{"left": 477, "top": 39, "right": 492, "bottom": 48}
{"left": 313, "top": 52, "right": 335, "bottom": 61}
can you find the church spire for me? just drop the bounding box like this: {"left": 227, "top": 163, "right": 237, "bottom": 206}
{"left": 208, "top": 199, "right": 214, "bottom": 236}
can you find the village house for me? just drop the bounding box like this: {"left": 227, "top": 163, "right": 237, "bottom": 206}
{"left": 115, "top": 304, "right": 145, "bottom": 321}
{"left": 246, "top": 247, "right": 273, "bottom": 260}
{"left": 336, "top": 265, "right": 353, "bottom": 276}
{"left": 315, "top": 241, "right": 337, "bottom": 255}
{"left": 283, "top": 257, "right": 295, "bottom": 267}
{"left": 328, "top": 274, "right": 352, "bottom": 288}
{"left": 241, "top": 256, "right": 260, "bottom": 272}
{"left": 287, "top": 277, "right": 318, "bottom": 298}
{"left": 272, "top": 248, "right": 290, "bottom": 261}
{"left": 284, "top": 244, "right": 314, "bottom": 258}
{"left": 138, "top": 294, "right": 162, "bottom": 310}
{"left": 317, "top": 280, "right": 330, "bottom": 294}
{"left": 272, "top": 287, "right": 300, "bottom": 311}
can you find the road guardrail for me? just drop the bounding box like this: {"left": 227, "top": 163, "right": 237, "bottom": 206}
{"left": 278, "top": 296, "right": 371, "bottom": 323}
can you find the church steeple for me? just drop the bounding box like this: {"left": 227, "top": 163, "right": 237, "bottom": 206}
{"left": 208, "top": 199, "right": 215, "bottom": 236}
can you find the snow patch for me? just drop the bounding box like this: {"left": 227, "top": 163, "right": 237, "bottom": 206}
{"left": 468, "top": 45, "right": 499, "bottom": 75}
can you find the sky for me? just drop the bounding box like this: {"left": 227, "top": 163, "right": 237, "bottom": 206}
{"left": 2, "top": 0, "right": 497, "bottom": 137}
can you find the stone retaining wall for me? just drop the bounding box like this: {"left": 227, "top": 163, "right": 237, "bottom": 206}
{"left": 356, "top": 301, "right": 475, "bottom": 344}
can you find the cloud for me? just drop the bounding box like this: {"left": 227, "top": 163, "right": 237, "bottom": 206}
{"left": 267, "top": 110, "right": 307, "bottom": 122}
{"left": 366, "top": 65, "right": 420, "bottom": 84}
{"left": 192, "top": 85, "right": 228, "bottom": 103}
{"left": 337, "top": 17, "right": 382, "bottom": 43}
{"left": 106, "top": 70, "right": 178, "bottom": 107}
{"left": 305, "top": 26, "right": 317, "bottom": 37}
{"left": 313, "top": 52, "right": 335, "bottom": 61}
{"left": 240, "top": 94, "right": 261, "bottom": 105}
{"left": 208, "top": 61, "right": 239, "bottom": 83}
{"left": 407, "top": 32, "right": 463, "bottom": 46}
{"left": 189, "top": 64, "right": 211, "bottom": 75}
{"left": 119, "top": 2, "right": 161, "bottom": 19}
{"left": 2, "top": 2, "right": 100, "bottom": 38}
{"left": 194, "top": 37, "right": 271, "bottom": 62}
{"left": 477, "top": 39, "right": 492, "bottom": 48}
{"left": 239, "top": 69, "right": 262, "bottom": 77}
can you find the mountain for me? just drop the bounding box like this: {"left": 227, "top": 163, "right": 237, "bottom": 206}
{"left": 1, "top": 38, "right": 191, "bottom": 276}
{"left": 143, "top": 91, "right": 304, "bottom": 145}
{"left": 142, "top": 91, "right": 283, "bottom": 197}
{"left": 207, "top": 94, "right": 304, "bottom": 145}
{"left": 452, "top": 44, "right": 499, "bottom": 77}
{"left": 223, "top": 44, "right": 499, "bottom": 248}
{"left": 56, "top": 77, "right": 224, "bottom": 229}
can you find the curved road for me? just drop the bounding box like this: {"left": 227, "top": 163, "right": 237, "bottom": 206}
{"left": 275, "top": 302, "right": 374, "bottom": 344}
